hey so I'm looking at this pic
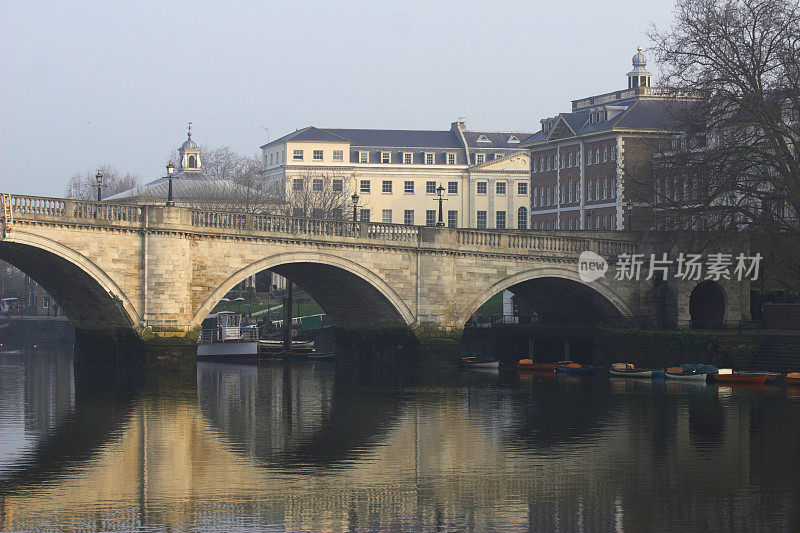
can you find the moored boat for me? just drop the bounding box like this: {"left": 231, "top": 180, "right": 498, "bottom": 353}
{"left": 517, "top": 358, "right": 555, "bottom": 372}
{"left": 711, "top": 372, "right": 767, "bottom": 385}
{"left": 784, "top": 372, "right": 800, "bottom": 385}
{"left": 258, "top": 339, "right": 315, "bottom": 357}
{"left": 460, "top": 355, "right": 500, "bottom": 369}
{"left": 664, "top": 366, "right": 707, "bottom": 381}
{"left": 555, "top": 362, "right": 602, "bottom": 376}
{"left": 197, "top": 312, "right": 259, "bottom": 359}
{"left": 609, "top": 362, "right": 654, "bottom": 378}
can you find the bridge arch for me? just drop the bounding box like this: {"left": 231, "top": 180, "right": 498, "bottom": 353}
{"left": 192, "top": 251, "right": 415, "bottom": 330}
{"left": 0, "top": 231, "right": 140, "bottom": 331}
{"left": 458, "top": 266, "right": 633, "bottom": 326}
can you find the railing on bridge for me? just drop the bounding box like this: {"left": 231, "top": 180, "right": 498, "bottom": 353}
{"left": 7, "top": 195, "right": 143, "bottom": 223}
{"left": 2, "top": 193, "right": 637, "bottom": 257}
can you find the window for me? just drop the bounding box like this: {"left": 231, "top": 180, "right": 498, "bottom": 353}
{"left": 496, "top": 210, "right": 506, "bottom": 229}
{"left": 518, "top": 207, "right": 528, "bottom": 229}
{"left": 382, "top": 180, "right": 392, "bottom": 194}
{"left": 313, "top": 150, "right": 323, "bottom": 161}
{"left": 447, "top": 210, "right": 458, "bottom": 228}
{"left": 425, "top": 153, "right": 435, "bottom": 165}
{"left": 333, "top": 179, "right": 343, "bottom": 192}
{"left": 403, "top": 152, "right": 413, "bottom": 164}
{"left": 382, "top": 209, "right": 392, "bottom": 223}
{"left": 447, "top": 153, "right": 456, "bottom": 165}
{"left": 381, "top": 151, "right": 391, "bottom": 164}
{"left": 426, "top": 181, "right": 437, "bottom": 194}
{"left": 547, "top": 186, "right": 552, "bottom": 206}
{"left": 561, "top": 184, "right": 567, "bottom": 203}
{"left": 508, "top": 135, "right": 520, "bottom": 143}
{"left": 269, "top": 154, "right": 273, "bottom": 166}
{"left": 531, "top": 161, "right": 536, "bottom": 173}
{"left": 404, "top": 210, "right": 415, "bottom": 225}
{"left": 518, "top": 182, "right": 528, "bottom": 195}
{"left": 611, "top": 178, "right": 617, "bottom": 198}
{"left": 312, "top": 178, "right": 323, "bottom": 192}
{"left": 560, "top": 154, "right": 565, "bottom": 168}
{"left": 293, "top": 149, "right": 304, "bottom": 161}
{"left": 603, "top": 177, "right": 608, "bottom": 199}
{"left": 477, "top": 211, "right": 487, "bottom": 229}
{"left": 360, "top": 180, "right": 370, "bottom": 193}
{"left": 292, "top": 178, "right": 303, "bottom": 191}
{"left": 477, "top": 182, "right": 487, "bottom": 195}
{"left": 569, "top": 179, "right": 574, "bottom": 202}
{"left": 426, "top": 210, "right": 436, "bottom": 226}
{"left": 546, "top": 157, "right": 551, "bottom": 171}
{"left": 404, "top": 181, "right": 414, "bottom": 194}
{"left": 603, "top": 147, "right": 608, "bottom": 163}
{"left": 588, "top": 180, "right": 593, "bottom": 201}
{"left": 539, "top": 157, "right": 544, "bottom": 171}
{"left": 612, "top": 214, "right": 617, "bottom": 229}
{"left": 359, "top": 151, "right": 369, "bottom": 163}
{"left": 496, "top": 181, "right": 506, "bottom": 195}
{"left": 448, "top": 181, "right": 458, "bottom": 194}
{"left": 576, "top": 152, "right": 581, "bottom": 166}
{"left": 477, "top": 134, "right": 491, "bottom": 143}
{"left": 360, "top": 208, "right": 370, "bottom": 222}
{"left": 333, "top": 150, "right": 343, "bottom": 161}
{"left": 475, "top": 154, "right": 485, "bottom": 165}
{"left": 595, "top": 149, "right": 600, "bottom": 164}
{"left": 610, "top": 146, "right": 616, "bottom": 161}
{"left": 495, "top": 153, "right": 504, "bottom": 160}
{"left": 586, "top": 152, "right": 592, "bottom": 166}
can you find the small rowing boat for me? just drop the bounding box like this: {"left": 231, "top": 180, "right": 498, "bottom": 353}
{"left": 609, "top": 362, "right": 654, "bottom": 378}
{"left": 711, "top": 372, "right": 767, "bottom": 385}
{"left": 517, "top": 359, "right": 555, "bottom": 372}
{"left": 664, "top": 366, "right": 707, "bottom": 381}
{"left": 460, "top": 355, "right": 500, "bottom": 369}
{"left": 556, "top": 362, "right": 602, "bottom": 376}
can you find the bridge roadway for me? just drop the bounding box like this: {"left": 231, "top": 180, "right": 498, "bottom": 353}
{"left": 0, "top": 194, "right": 752, "bottom": 361}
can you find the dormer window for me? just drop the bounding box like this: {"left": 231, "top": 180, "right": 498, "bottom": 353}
{"left": 477, "top": 135, "right": 491, "bottom": 143}
{"left": 475, "top": 154, "right": 485, "bottom": 165}
{"left": 507, "top": 135, "right": 520, "bottom": 144}
{"left": 381, "top": 151, "right": 391, "bottom": 164}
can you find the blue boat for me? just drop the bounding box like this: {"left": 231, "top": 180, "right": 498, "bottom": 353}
{"left": 555, "top": 362, "right": 602, "bottom": 376}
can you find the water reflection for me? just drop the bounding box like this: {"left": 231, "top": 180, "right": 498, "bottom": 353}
{"left": 1, "top": 351, "right": 800, "bottom": 531}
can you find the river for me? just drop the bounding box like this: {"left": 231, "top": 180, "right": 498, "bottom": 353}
{"left": 1, "top": 348, "right": 799, "bottom": 532}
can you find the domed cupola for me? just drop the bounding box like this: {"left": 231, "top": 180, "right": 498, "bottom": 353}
{"left": 627, "top": 46, "right": 652, "bottom": 89}
{"left": 178, "top": 122, "right": 201, "bottom": 172}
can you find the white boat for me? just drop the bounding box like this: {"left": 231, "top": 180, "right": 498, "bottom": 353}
{"left": 459, "top": 356, "right": 500, "bottom": 369}
{"left": 197, "top": 312, "right": 258, "bottom": 358}
{"left": 664, "top": 371, "right": 708, "bottom": 381}
{"left": 609, "top": 369, "right": 654, "bottom": 378}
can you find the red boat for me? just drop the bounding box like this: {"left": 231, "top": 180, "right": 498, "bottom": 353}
{"left": 711, "top": 372, "right": 767, "bottom": 385}
{"left": 785, "top": 372, "right": 800, "bottom": 385}
{"left": 517, "top": 359, "right": 556, "bottom": 372}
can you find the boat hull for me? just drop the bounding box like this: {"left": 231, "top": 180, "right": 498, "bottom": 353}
{"left": 609, "top": 369, "right": 653, "bottom": 378}
{"left": 664, "top": 372, "right": 707, "bottom": 381}
{"left": 461, "top": 361, "right": 500, "bottom": 369}
{"left": 198, "top": 341, "right": 258, "bottom": 358}
{"left": 712, "top": 374, "right": 767, "bottom": 385}
{"left": 518, "top": 363, "right": 556, "bottom": 372}
{"left": 556, "top": 366, "right": 602, "bottom": 376}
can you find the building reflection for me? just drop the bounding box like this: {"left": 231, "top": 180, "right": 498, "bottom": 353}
{"left": 2, "top": 356, "right": 800, "bottom": 531}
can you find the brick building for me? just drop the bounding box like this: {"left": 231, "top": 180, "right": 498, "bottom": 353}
{"left": 522, "top": 48, "right": 696, "bottom": 230}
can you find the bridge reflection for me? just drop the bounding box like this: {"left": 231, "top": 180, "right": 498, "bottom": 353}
{"left": 2, "top": 354, "right": 800, "bottom": 531}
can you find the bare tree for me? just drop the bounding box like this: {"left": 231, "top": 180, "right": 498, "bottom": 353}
{"left": 637, "top": 0, "right": 800, "bottom": 235}
{"left": 275, "top": 171, "right": 361, "bottom": 219}
{"left": 65, "top": 165, "right": 141, "bottom": 200}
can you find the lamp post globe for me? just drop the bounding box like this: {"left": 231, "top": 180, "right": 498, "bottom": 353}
{"left": 95, "top": 170, "right": 103, "bottom": 202}
{"left": 165, "top": 162, "right": 175, "bottom": 206}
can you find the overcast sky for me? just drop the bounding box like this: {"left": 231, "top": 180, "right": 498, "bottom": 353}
{"left": 1, "top": 0, "right": 675, "bottom": 196}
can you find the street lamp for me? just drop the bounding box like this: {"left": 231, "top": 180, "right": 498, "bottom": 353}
{"left": 95, "top": 170, "right": 103, "bottom": 202}
{"left": 165, "top": 162, "right": 176, "bottom": 206}
{"left": 435, "top": 184, "right": 447, "bottom": 227}
{"left": 351, "top": 192, "right": 359, "bottom": 222}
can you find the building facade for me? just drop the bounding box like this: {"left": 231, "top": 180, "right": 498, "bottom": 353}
{"left": 261, "top": 122, "right": 532, "bottom": 229}
{"left": 523, "top": 48, "right": 695, "bottom": 231}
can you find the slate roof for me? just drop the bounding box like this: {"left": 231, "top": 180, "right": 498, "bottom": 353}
{"left": 262, "top": 126, "right": 532, "bottom": 150}
{"left": 105, "top": 176, "right": 260, "bottom": 202}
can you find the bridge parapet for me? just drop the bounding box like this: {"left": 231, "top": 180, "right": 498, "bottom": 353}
{"left": 6, "top": 194, "right": 144, "bottom": 230}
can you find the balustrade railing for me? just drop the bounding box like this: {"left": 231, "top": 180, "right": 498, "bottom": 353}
{"left": 8, "top": 194, "right": 142, "bottom": 222}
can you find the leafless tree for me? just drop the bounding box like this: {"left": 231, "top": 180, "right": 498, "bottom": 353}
{"left": 273, "top": 171, "right": 362, "bottom": 219}
{"left": 633, "top": 0, "right": 800, "bottom": 236}
{"left": 65, "top": 165, "right": 141, "bottom": 200}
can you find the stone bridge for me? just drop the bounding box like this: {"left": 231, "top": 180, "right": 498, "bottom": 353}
{"left": 0, "top": 194, "right": 752, "bottom": 358}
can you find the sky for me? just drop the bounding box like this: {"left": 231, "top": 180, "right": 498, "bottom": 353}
{"left": 0, "top": 0, "right": 676, "bottom": 197}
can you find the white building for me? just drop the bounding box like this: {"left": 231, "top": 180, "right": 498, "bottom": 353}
{"left": 261, "top": 121, "right": 532, "bottom": 229}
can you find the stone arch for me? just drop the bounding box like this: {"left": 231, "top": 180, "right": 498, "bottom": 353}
{"left": 457, "top": 265, "right": 633, "bottom": 326}
{"left": 192, "top": 251, "right": 415, "bottom": 329}
{"left": 0, "top": 231, "right": 140, "bottom": 330}
{"left": 689, "top": 280, "right": 727, "bottom": 328}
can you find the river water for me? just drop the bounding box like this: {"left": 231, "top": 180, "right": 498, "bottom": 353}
{"left": 1, "top": 349, "right": 800, "bottom": 532}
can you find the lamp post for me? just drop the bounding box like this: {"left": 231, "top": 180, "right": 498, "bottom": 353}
{"left": 95, "top": 170, "right": 103, "bottom": 202}
{"left": 435, "top": 184, "right": 447, "bottom": 227}
{"left": 351, "top": 192, "right": 359, "bottom": 222}
{"left": 165, "top": 162, "right": 176, "bottom": 206}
